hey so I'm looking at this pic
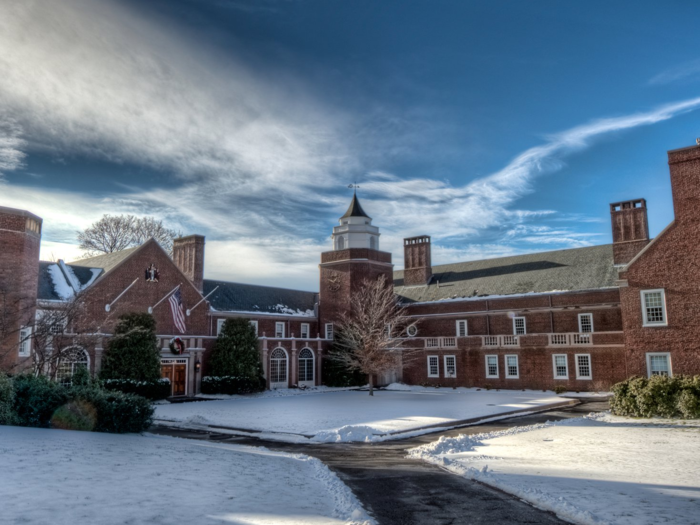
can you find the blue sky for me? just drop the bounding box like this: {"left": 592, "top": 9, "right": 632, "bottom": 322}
{"left": 1, "top": 0, "right": 700, "bottom": 290}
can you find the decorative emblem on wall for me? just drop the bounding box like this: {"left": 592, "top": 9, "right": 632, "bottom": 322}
{"left": 145, "top": 263, "right": 160, "bottom": 282}
{"left": 327, "top": 271, "right": 341, "bottom": 292}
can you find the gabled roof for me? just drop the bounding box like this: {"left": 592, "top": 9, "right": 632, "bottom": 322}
{"left": 37, "top": 261, "right": 102, "bottom": 301}
{"left": 203, "top": 279, "right": 317, "bottom": 317}
{"left": 393, "top": 244, "right": 618, "bottom": 303}
{"left": 69, "top": 246, "right": 141, "bottom": 274}
{"left": 340, "top": 194, "right": 371, "bottom": 219}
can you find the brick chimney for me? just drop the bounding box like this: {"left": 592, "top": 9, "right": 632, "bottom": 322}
{"left": 173, "top": 235, "right": 205, "bottom": 292}
{"left": 610, "top": 199, "right": 649, "bottom": 265}
{"left": 403, "top": 236, "right": 432, "bottom": 286}
{"left": 668, "top": 143, "right": 700, "bottom": 224}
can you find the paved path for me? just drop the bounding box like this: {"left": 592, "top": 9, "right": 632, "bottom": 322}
{"left": 152, "top": 397, "right": 609, "bottom": 525}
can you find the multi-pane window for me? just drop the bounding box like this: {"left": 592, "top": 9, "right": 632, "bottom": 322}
{"left": 275, "top": 322, "right": 285, "bottom": 338}
{"left": 456, "top": 320, "right": 468, "bottom": 337}
{"left": 578, "top": 314, "right": 593, "bottom": 333}
{"left": 18, "top": 327, "right": 32, "bottom": 357}
{"left": 298, "top": 348, "right": 314, "bottom": 382}
{"left": 250, "top": 320, "right": 258, "bottom": 335}
{"left": 486, "top": 355, "right": 499, "bottom": 378}
{"left": 641, "top": 290, "right": 667, "bottom": 326}
{"left": 513, "top": 317, "right": 526, "bottom": 335}
{"left": 575, "top": 354, "right": 592, "bottom": 380}
{"left": 325, "top": 323, "right": 334, "bottom": 340}
{"left": 427, "top": 355, "right": 439, "bottom": 378}
{"left": 300, "top": 323, "right": 310, "bottom": 339}
{"left": 444, "top": 356, "right": 456, "bottom": 378}
{"left": 216, "top": 319, "right": 226, "bottom": 335}
{"left": 505, "top": 355, "right": 519, "bottom": 378}
{"left": 553, "top": 354, "right": 568, "bottom": 379}
{"left": 56, "top": 347, "right": 89, "bottom": 385}
{"left": 647, "top": 353, "right": 671, "bottom": 377}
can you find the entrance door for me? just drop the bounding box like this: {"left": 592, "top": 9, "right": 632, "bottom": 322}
{"left": 298, "top": 348, "right": 315, "bottom": 388}
{"left": 160, "top": 359, "right": 188, "bottom": 396}
{"left": 173, "top": 365, "right": 187, "bottom": 396}
{"left": 269, "top": 348, "right": 288, "bottom": 389}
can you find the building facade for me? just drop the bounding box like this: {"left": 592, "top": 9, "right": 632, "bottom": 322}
{"left": 2, "top": 143, "right": 700, "bottom": 394}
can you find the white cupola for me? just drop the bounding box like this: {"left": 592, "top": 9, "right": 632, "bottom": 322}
{"left": 332, "top": 194, "right": 381, "bottom": 251}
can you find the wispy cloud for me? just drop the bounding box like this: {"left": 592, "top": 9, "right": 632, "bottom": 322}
{"left": 649, "top": 59, "right": 700, "bottom": 85}
{"left": 0, "top": 117, "right": 26, "bottom": 177}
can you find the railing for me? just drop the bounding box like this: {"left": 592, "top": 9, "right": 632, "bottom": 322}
{"left": 548, "top": 333, "right": 592, "bottom": 346}
{"left": 425, "top": 337, "right": 457, "bottom": 349}
{"left": 481, "top": 335, "right": 519, "bottom": 348}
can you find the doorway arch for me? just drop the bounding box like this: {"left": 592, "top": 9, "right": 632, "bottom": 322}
{"left": 298, "top": 347, "right": 315, "bottom": 388}
{"left": 270, "top": 347, "right": 288, "bottom": 389}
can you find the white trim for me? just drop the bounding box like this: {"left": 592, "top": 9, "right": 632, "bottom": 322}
{"left": 443, "top": 355, "right": 456, "bottom": 378}
{"left": 407, "top": 324, "right": 418, "bottom": 337}
{"left": 325, "top": 323, "right": 334, "bottom": 340}
{"left": 269, "top": 347, "right": 289, "bottom": 389}
{"left": 216, "top": 318, "right": 226, "bottom": 335}
{"left": 275, "top": 322, "right": 285, "bottom": 338}
{"left": 298, "top": 347, "right": 315, "bottom": 387}
{"left": 485, "top": 355, "right": 499, "bottom": 378}
{"left": 552, "top": 354, "right": 569, "bottom": 380}
{"left": 18, "top": 326, "right": 32, "bottom": 357}
{"left": 575, "top": 353, "right": 592, "bottom": 380}
{"left": 250, "top": 320, "right": 258, "bottom": 335}
{"left": 300, "top": 323, "right": 310, "bottom": 339}
{"left": 505, "top": 354, "right": 519, "bottom": 379}
{"left": 646, "top": 352, "right": 672, "bottom": 377}
{"left": 160, "top": 357, "right": 189, "bottom": 396}
{"left": 641, "top": 289, "right": 668, "bottom": 327}
{"left": 513, "top": 317, "right": 526, "bottom": 335}
{"left": 427, "top": 355, "right": 439, "bottom": 378}
{"left": 455, "top": 319, "right": 468, "bottom": 337}
{"left": 578, "top": 313, "right": 594, "bottom": 333}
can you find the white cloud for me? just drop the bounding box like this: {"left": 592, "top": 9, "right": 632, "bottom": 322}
{"left": 0, "top": 117, "right": 26, "bottom": 177}
{"left": 649, "top": 59, "right": 700, "bottom": 85}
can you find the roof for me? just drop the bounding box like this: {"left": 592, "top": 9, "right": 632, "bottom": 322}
{"left": 393, "top": 244, "right": 618, "bottom": 303}
{"left": 203, "top": 279, "right": 318, "bottom": 317}
{"left": 340, "top": 194, "right": 371, "bottom": 219}
{"left": 37, "top": 261, "right": 103, "bottom": 301}
{"left": 69, "top": 246, "right": 141, "bottom": 274}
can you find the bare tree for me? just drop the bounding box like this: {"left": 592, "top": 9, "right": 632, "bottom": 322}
{"left": 331, "top": 275, "right": 416, "bottom": 396}
{"left": 77, "top": 214, "right": 180, "bottom": 257}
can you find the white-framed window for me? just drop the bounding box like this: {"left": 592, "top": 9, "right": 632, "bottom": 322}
{"left": 216, "top": 319, "right": 226, "bottom": 335}
{"left": 407, "top": 324, "right": 418, "bottom": 337}
{"left": 456, "top": 320, "right": 468, "bottom": 337}
{"left": 552, "top": 354, "right": 568, "bottom": 379}
{"left": 275, "top": 322, "right": 285, "bottom": 338}
{"left": 485, "top": 355, "right": 499, "bottom": 378}
{"left": 56, "top": 346, "right": 89, "bottom": 385}
{"left": 384, "top": 323, "right": 392, "bottom": 338}
{"left": 505, "top": 355, "right": 519, "bottom": 378}
{"left": 250, "top": 320, "right": 258, "bottom": 335}
{"left": 325, "top": 323, "right": 334, "bottom": 340}
{"left": 513, "top": 317, "right": 526, "bottom": 335}
{"left": 578, "top": 313, "right": 593, "bottom": 333}
{"left": 300, "top": 323, "right": 310, "bottom": 339}
{"left": 18, "top": 326, "right": 32, "bottom": 357}
{"left": 575, "top": 354, "right": 592, "bottom": 380}
{"left": 427, "top": 355, "right": 439, "bottom": 378}
{"left": 646, "top": 353, "right": 672, "bottom": 377}
{"left": 641, "top": 289, "right": 667, "bottom": 327}
{"left": 444, "top": 355, "right": 456, "bottom": 378}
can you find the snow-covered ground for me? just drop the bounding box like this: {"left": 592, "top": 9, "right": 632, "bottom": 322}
{"left": 409, "top": 413, "right": 700, "bottom": 525}
{"left": 155, "top": 387, "right": 565, "bottom": 443}
{"left": 0, "top": 426, "right": 373, "bottom": 525}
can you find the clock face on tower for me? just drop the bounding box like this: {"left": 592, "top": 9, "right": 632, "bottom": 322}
{"left": 327, "top": 271, "right": 341, "bottom": 292}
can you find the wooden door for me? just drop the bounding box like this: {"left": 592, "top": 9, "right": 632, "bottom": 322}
{"left": 161, "top": 365, "right": 174, "bottom": 396}
{"left": 173, "top": 365, "right": 187, "bottom": 396}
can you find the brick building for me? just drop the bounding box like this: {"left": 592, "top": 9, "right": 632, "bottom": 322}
{"left": 2, "top": 143, "right": 699, "bottom": 395}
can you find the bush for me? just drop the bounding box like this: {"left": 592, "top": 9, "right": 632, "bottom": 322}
{"left": 611, "top": 375, "right": 700, "bottom": 418}
{"left": 12, "top": 375, "right": 70, "bottom": 427}
{"left": 321, "top": 357, "right": 367, "bottom": 387}
{"left": 0, "top": 373, "right": 16, "bottom": 425}
{"left": 209, "top": 319, "right": 264, "bottom": 385}
{"left": 102, "top": 378, "right": 171, "bottom": 400}
{"left": 100, "top": 312, "right": 162, "bottom": 382}
{"left": 554, "top": 385, "right": 567, "bottom": 395}
{"left": 201, "top": 376, "right": 265, "bottom": 395}
{"left": 70, "top": 385, "right": 154, "bottom": 433}
{"left": 51, "top": 400, "right": 97, "bottom": 431}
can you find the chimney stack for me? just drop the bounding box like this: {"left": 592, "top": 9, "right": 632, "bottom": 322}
{"left": 610, "top": 199, "right": 649, "bottom": 265}
{"left": 173, "top": 235, "right": 205, "bottom": 292}
{"left": 403, "top": 236, "right": 432, "bottom": 286}
{"left": 668, "top": 143, "right": 700, "bottom": 224}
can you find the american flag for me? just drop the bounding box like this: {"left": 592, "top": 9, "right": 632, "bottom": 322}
{"left": 168, "top": 288, "right": 187, "bottom": 334}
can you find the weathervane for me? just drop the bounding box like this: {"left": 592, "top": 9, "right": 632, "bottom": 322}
{"left": 348, "top": 182, "right": 360, "bottom": 194}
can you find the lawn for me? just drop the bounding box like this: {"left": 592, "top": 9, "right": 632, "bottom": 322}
{"left": 154, "top": 387, "right": 565, "bottom": 442}
{"left": 0, "top": 426, "right": 373, "bottom": 525}
{"left": 409, "top": 413, "right": 700, "bottom": 525}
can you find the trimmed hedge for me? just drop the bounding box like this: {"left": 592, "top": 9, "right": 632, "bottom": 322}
{"left": 102, "top": 378, "right": 171, "bottom": 400}
{"left": 201, "top": 375, "right": 265, "bottom": 395}
{"left": 611, "top": 375, "right": 700, "bottom": 419}
{"left": 0, "top": 373, "right": 16, "bottom": 425}
{"left": 69, "top": 386, "right": 154, "bottom": 433}
{"left": 321, "top": 357, "right": 367, "bottom": 388}
{"left": 13, "top": 375, "right": 70, "bottom": 428}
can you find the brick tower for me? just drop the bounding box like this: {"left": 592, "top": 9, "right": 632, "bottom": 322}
{"left": 610, "top": 199, "right": 649, "bottom": 265}
{"left": 403, "top": 235, "right": 432, "bottom": 286}
{"left": 0, "top": 206, "right": 42, "bottom": 368}
{"left": 173, "top": 235, "right": 205, "bottom": 292}
{"left": 319, "top": 194, "right": 393, "bottom": 328}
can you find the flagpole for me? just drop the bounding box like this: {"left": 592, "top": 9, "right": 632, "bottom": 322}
{"left": 148, "top": 284, "right": 181, "bottom": 314}
{"left": 186, "top": 285, "right": 219, "bottom": 316}
{"left": 105, "top": 278, "right": 139, "bottom": 312}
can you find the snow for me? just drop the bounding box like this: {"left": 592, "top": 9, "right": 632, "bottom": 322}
{"left": 409, "top": 413, "right": 700, "bottom": 525}
{"left": 0, "top": 426, "right": 374, "bottom": 525}
{"left": 196, "top": 385, "right": 361, "bottom": 400}
{"left": 155, "top": 388, "right": 565, "bottom": 443}
{"left": 46, "top": 263, "right": 75, "bottom": 300}
{"left": 403, "top": 287, "right": 619, "bottom": 305}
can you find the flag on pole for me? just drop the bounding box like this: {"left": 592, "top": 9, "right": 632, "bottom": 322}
{"left": 168, "top": 288, "right": 187, "bottom": 334}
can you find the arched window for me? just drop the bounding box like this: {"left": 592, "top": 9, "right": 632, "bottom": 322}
{"left": 337, "top": 236, "right": 345, "bottom": 250}
{"left": 298, "top": 348, "right": 314, "bottom": 387}
{"left": 56, "top": 346, "right": 89, "bottom": 385}
{"left": 270, "top": 347, "right": 288, "bottom": 389}
{"left": 370, "top": 236, "right": 377, "bottom": 250}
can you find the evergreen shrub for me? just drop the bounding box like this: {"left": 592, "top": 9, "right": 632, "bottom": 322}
{"left": 611, "top": 375, "right": 700, "bottom": 418}
{"left": 12, "top": 375, "right": 69, "bottom": 427}
{"left": 321, "top": 357, "right": 367, "bottom": 387}
{"left": 209, "top": 318, "right": 264, "bottom": 385}
{"left": 201, "top": 375, "right": 265, "bottom": 395}
{"left": 102, "top": 378, "right": 171, "bottom": 400}
{"left": 554, "top": 385, "right": 567, "bottom": 394}
{"left": 69, "top": 385, "right": 154, "bottom": 433}
{"left": 100, "top": 312, "right": 162, "bottom": 382}
{"left": 0, "top": 373, "right": 16, "bottom": 425}
{"left": 51, "top": 400, "right": 97, "bottom": 431}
